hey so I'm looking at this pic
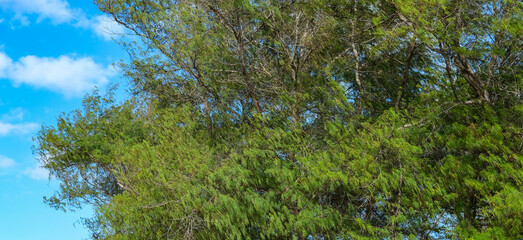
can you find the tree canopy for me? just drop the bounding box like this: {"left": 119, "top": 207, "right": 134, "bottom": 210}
{"left": 35, "top": 0, "right": 522, "bottom": 239}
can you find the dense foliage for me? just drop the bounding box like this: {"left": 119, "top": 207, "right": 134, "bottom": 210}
{"left": 35, "top": 0, "right": 522, "bottom": 239}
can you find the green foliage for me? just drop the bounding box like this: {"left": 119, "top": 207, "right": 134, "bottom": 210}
{"left": 35, "top": 0, "right": 522, "bottom": 239}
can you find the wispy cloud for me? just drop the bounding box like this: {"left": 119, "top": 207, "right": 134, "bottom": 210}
{"left": 0, "top": 108, "right": 38, "bottom": 136}
{"left": 1, "top": 107, "right": 25, "bottom": 122}
{"left": 0, "top": 155, "right": 15, "bottom": 168}
{"left": 0, "top": 50, "right": 12, "bottom": 78}
{"left": 92, "top": 15, "right": 126, "bottom": 41}
{"left": 24, "top": 161, "right": 49, "bottom": 180}
{"left": 0, "top": 0, "right": 125, "bottom": 40}
{"left": 0, "top": 52, "right": 116, "bottom": 97}
{"left": 0, "top": 0, "right": 77, "bottom": 25}
{"left": 0, "top": 122, "right": 38, "bottom": 136}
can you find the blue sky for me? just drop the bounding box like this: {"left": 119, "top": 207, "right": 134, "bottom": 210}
{"left": 0, "top": 1, "right": 127, "bottom": 239}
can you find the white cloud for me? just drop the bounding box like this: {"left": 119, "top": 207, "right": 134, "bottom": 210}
{"left": 24, "top": 162, "right": 49, "bottom": 180}
{"left": 0, "top": 0, "right": 126, "bottom": 41}
{"left": 0, "top": 52, "right": 115, "bottom": 97}
{"left": 0, "top": 107, "right": 38, "bottom": 136}
{"left": 0, "top": 0, "right": 76, "bottom": 24}
{"left": 0, "top": 122, "right": 38, "bottom": 136}
{"left": 0, "top": 155, "right": 15, "bottom": 168}
{"left": 0, "top": 51, "right": 12, "bottom": 78}
{"left": 92, "top": 15, "right": 126, "bottom": 41}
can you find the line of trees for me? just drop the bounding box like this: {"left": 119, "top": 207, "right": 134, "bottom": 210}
{"left": 35, "top": 0, "right": 521, "bottom": 239}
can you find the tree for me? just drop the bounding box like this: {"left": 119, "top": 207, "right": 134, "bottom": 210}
{"left": 35, "top": 0, "right": 522, "bottom": 239}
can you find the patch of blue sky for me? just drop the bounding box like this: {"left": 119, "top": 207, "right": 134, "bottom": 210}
{"left": 0, "top": 0, "right": 127, "bottom": 239}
